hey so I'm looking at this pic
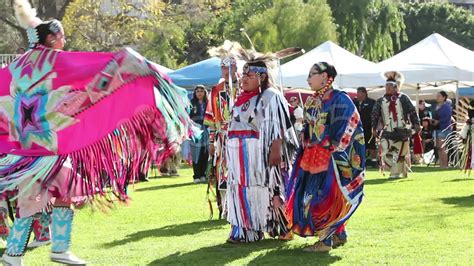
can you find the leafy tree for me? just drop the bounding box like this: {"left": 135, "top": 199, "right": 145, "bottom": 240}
{"left": 62, "top": 0, "right": 165, "bottom": 52}
{"left": 0, "top": 18, "right": 22, "bottom": 53}
{"left": 140, "top": 18, "right": 187, "bottom": 69}
{"left": 141, "top": 0, "right": 229, "bottom": 68}
{"left": 211, "top": 0, "right": 337, "bottom": 55}
{"left": 245, "top": 0, "right": 337, "bottom": 53}
{"left": 328, "top": 0, "right": 406, "bottom": 61}
{"left": 210, "top": 0, "right": 273, "bottom": 43}
{"left": 399, "top": 2, "right": 474, "bottom": 50}
{"left": 398, "top": 0, "right": 447, "bottom": 3}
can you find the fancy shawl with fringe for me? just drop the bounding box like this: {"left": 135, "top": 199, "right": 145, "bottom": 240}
{"left": 0, "top": 46, "right": 192, "bottom": 216}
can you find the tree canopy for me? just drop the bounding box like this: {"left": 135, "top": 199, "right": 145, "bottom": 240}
{"left": 399, "top": 1, "right": 474, "bottom": 51}
{"left": 62, "top": 0, "right": 166, "bottom": 52}
{"left": 328, "top": 0, "right": 406, "bottom": 61}
{"left": 1, "top": 0, "right": 472, "bottom": 69}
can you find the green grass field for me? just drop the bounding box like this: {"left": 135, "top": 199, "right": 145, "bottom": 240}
{"left": 5, "top": 165, "right": 474, "bottom": 265}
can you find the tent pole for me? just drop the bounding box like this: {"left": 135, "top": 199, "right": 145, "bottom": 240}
{"left": 416, "top": 83, "right": 420, "bottom": 116}
{"left": 277, "top": 59, "right": 284, "bottom": 94}
{"left": 455, "top": 81, "right": 459, "bottom": 107}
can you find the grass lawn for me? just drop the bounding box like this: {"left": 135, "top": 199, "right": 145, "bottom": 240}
{"left": 5, "top": 165, "right": 473, "bottom": 265}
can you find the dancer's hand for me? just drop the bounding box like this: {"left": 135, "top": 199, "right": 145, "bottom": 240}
{"left": 372, "top": 128, "right": 377, "bottom": 137}
{"left": 299, "top": 132, "right": 305, "bottom": 147}
{"left": 269, "top": 140, "right": 282, "bottom": 166}
{"left": 272, "top": 195, "right": 284, "bottom": 209}
{"left": 209, "top": 143, "right": 215, "bottom": 155}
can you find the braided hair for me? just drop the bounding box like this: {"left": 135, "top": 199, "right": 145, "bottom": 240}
{"left": 312, "top": 62, "right": 338, "bottom": 79}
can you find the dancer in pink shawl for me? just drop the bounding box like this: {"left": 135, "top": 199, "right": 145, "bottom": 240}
{"left": 0, "top": 1, "right": 193, "bottom": 265}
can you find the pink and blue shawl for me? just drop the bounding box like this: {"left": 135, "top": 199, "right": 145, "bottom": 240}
{"left": 0, "top": 46, "right": 192, "bottom": 203}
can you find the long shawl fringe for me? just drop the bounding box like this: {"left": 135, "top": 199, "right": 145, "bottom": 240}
{"left": 0, "top": 51, "right": 195, "bottom": 208}
{"left": 0, "top": 106, "right": 171, "bottom": 204}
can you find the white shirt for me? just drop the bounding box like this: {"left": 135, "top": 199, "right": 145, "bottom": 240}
{"left": 293, "top": 106, "right": 304, "bottom": 131}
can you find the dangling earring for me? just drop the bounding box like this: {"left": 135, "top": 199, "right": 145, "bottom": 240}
{"left": 257, "top": 74, "right": 262, "bottom": 93}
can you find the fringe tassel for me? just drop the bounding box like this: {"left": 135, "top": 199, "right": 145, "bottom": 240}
{"left": 226, "top": 88, "right": 297, "bottom": 237}
{"left": 0, "top": 106, "right": 173, "bottom": 206}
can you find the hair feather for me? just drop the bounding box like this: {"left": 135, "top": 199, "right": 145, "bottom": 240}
{"left": 14, "top": 0, "right": 42, "bottom": 29}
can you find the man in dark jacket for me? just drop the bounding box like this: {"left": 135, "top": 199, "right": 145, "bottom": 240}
{"left": 353, "top": 87, "right": 377, "bottom": 167}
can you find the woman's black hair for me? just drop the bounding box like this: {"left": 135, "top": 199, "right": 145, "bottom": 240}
{"left": 34, "top": 20, "right": 63, "bottom": 46}
{"left": 357, "top": 87, "right": 367, "bottom": 94}
{"left": 468, "top": 99, "right": 474, "bottom": 120}
{"left": 313, "top": 62, "right": 337, "bottom": 79}
{"left": 191, "top": 85, "right": 208, "bottom": 104}
{"left": 438, "top": 90, "right": 448, "bottom": 102}
{"left": 244, "top": 60, "right": 270, "bottom": 118}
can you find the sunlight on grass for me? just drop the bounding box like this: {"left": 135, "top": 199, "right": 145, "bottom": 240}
{"left": 5, "top": 165, "right": 473, "bottom": 265}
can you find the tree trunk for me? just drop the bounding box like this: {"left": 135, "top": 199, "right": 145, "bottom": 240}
{"left": 35, "top": 0, "right": 58, "bottom": 20}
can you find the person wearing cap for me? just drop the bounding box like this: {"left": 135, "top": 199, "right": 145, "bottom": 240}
{"left": 371, "top": 71, "right": 420, "bottom": 179}
{"left": 204, "top": 41, "right": 241, "bottom": 219}
{"left": 287, "top": 62, "right": 365, "bottom": 252}
{"left": 418, "top": 99, "right": 432, "bottom": 120}
{"left": 225, "top": 47, "right": 298, "bottom": 243}
{"left": 353, "top": 87, "right": 377, "bottom": 167}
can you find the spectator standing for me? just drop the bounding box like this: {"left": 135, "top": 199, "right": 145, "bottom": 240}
{"left": 289, "top": 96, "right": 304, "bottom": 134}
{"left": 431, "top": 91, "right": 453, "bottom": 168}
{"left": 418, "top": 99, "right": 432, "bottom": 120}
{"left": 190, "top": 85, "right": 210, "bottom": 183}
{"left": 353, "top": 87, "right": 377, "bottom": 167}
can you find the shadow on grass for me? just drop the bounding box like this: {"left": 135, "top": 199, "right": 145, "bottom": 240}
{"left": 103, "top": 219, "right": 227, "bottom": 248}
{"left": 147, "top": 175, "right": 183, "bottom": 179}
{"left": 410, "top": 166, "right": 458, "bottom": 173}
{"left": 443, "top": 178, "right": 474, "bottom": 183}
{"left": 134, "top": 182, "right": 196, "bottom": 192}
{"left": 440, "top": 195, "right": 474, "bottom": 208}
{"left": 148, "top": 240, "right": 341, "bottom": 265}
{"left": 364, "top": 178, "right": 412, "bottom": 185}
{"left": 147, "top": 164, "right": 192, "bottom": 178}
{"left": 247, "top": 247, "right": 342, "bottom": 265}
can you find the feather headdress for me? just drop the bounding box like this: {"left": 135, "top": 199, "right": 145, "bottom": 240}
{"left": 454, "top": 98, "right": 471, "bottom": 124}
{"left": 234, "top": 47, "right": 303, "bottom": 64}
{"left": 14, "top": 0, "right": 42, "bottom": 29}
{"left": 443, "top": 97, "right": 474, "bottom": 171}
{"left": 383, "top": 71, "right": 405, "bottom": 88}
{"left": 453, "top": 98, "right": 474, "bottom": 134}
{"left": 208, "top": 40, "right": 243, "bottom": 66}
{"left": 14, "top": 0, "right": 63, "bottom": 48}
{"left": 234, "top": 46, "right": 303, "bottom": 88}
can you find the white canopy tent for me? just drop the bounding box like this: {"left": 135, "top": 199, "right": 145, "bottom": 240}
{"left": 379, "top": 33, "right": 474, "bottom": 85}
{"left": 281, "top": 41, "right": 384, "bottom": 88}
{"left": 368, "top": 83, "right": 459, "bottom": 101}
{"left": 378, "top": 33, "right": 474, "bottom": 106}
